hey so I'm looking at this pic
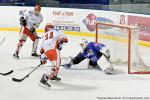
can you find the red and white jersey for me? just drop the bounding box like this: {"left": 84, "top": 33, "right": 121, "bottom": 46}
{"left": 40, "top": 29, "right": 67, "bottom": 51}
{"left": 19, "top": 10, "right": 43, "bottom": 29}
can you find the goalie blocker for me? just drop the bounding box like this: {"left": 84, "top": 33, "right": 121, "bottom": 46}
{"left": 63, "top": 39, "right": 114, "bottom": 74}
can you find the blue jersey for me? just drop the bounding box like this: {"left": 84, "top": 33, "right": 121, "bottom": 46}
{"left": 80, "top": 42, "right": 106, "bottom": 64}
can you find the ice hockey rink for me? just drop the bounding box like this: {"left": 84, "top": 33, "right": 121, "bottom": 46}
{"left": 0, "top": 31, "right": 150, "bottom": 100}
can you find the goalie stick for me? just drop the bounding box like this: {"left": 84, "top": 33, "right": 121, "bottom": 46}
{"left": 12, "top": 63, "right": 42, "bottom": 82}
{"left": 0, "top": 70, "right": 13, "bottom": 76}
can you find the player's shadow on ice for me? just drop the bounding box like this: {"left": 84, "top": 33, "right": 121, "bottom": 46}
{"left": 49, "top": 82, "right": 98, "bottom": 91}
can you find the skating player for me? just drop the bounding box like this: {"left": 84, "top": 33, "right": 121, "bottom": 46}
{"left": 13, "top": 4, "right": 43, "bottom": 59}
{"left": 63, "top": 39, "right": 114, "bottom": 74}
{"left": 39, "top": 23, "right": 68, "bottom": 87}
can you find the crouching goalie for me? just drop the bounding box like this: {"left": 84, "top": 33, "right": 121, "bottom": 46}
{"left": 63, "top": 39, "right": 114, "bottom": 74}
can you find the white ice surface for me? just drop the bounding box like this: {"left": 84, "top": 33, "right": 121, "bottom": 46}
{"left": 0, "top": 31, "right": 150, "bottom": 100}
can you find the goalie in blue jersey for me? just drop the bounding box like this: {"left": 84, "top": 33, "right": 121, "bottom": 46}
{"left": 63, "top": 38, "right": 114, "bottom": 74}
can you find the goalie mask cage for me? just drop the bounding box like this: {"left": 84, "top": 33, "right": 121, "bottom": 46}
{"left": 96, "top": 22, "right": 150, "bottom": 74}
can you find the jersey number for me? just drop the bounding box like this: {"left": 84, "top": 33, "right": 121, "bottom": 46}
{"left": 45, "top": 32, "right": 53, "bottom": 40}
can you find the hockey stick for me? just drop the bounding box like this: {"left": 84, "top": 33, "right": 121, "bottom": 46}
{"left": 28, "top": 64, "right": 65, "bottom": 69}
{"left": 0, "top": 36, "right": 5, "bottom": 45}
{"left": 18, "top": 64, "right": 65, "bottom": 71}
{"left": 0, "top": 70, "right": 13, "bottom": 76}
{"left": 12, "top": 63, "right": 42, "bottom": 82}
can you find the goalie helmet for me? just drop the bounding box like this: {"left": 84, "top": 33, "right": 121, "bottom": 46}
{"left": 79, "top": 38, "right": 88, "bottom": 49}
{"left": 45, "top": 23, "right": 54, "bottom": 32}
{"left": 34, "top": 4, "right": 41, "bottom": 16}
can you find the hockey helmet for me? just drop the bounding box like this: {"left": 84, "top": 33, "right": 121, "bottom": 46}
{"left": 45, "top": 23, "right": 54, "bottom": 32}
{"left": 34, "top": 4, "right": 41, "bottom": 15}
{"left": 79, "top": 38, "right": 88, "bottom": 49}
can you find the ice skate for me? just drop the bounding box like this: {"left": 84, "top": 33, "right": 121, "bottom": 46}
{"left": 31, "top": 52, "right": 39, "bottom": 57}
{"left": 39, "top": 74, "right": 51, "bottom": 88}
{"left": 13, "top": 52, "right": 19, "bottom": 59}
{"left": 50, "top": 75, "right": 61, "bottom": 81}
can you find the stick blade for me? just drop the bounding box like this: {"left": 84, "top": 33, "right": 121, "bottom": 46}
{"left": 12, "top": 77, "right": 23, "bottom": 82}
{"left": 0, "top": 70, "right": 13, "bottom": 76}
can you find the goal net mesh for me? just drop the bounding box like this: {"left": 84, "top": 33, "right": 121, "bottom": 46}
{"left": 96, "top": 22, "right": 150, "bottom": 74}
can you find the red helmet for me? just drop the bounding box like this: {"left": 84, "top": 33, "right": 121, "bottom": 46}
{"left": 34, "top": 4, "right": 41, "bottom": 12}
{"left": 45, "top": 23, "right": 54, "bottom": 32}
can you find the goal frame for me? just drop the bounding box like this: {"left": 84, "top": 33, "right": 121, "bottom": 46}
{"left": 96, "top": 22, "right": 150, "bottom": 74}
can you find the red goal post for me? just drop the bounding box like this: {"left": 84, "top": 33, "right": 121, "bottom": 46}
{"left": 96, "top": 22, "right": 150, "bottom": 74}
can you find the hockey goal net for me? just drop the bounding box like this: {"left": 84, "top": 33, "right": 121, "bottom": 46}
{"left": 96, "top": 22, "right": 150, "bottom": 74}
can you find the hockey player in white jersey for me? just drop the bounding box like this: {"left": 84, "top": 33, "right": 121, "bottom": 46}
{"left": 63, "top": 39, "right": 114, "bottom": 74}
{"left": 13, "top": 4, "right": 43, "bottom": 58}
{"left": 39, "top": 23, "right": 68, "bottom": 87}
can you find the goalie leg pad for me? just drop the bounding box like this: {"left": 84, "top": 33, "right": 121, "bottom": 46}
{"left": 100, "top": 47, "right": 110, "bottom": 59}
{"left": 97, "top": 55, "right": 114, "bottom": 74}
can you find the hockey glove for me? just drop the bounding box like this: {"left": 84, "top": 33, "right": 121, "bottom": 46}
{"left": 40, "top": 56, "right": 47, "bottom": 65}
{"left": 30, "top": 27, "right": 36, "bottom": 33}
{"left": 58, "top": 38, "right": 68, "bottom": 50}
{"left": 19, "top": 17, "right": 26, "bottom": 27}
{"left": 40, "top": 48, "right": 44, "bottom": 55}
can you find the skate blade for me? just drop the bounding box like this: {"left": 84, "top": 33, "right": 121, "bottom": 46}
{"left": 38, "top": 83, "right": 50, "bottom": 89}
